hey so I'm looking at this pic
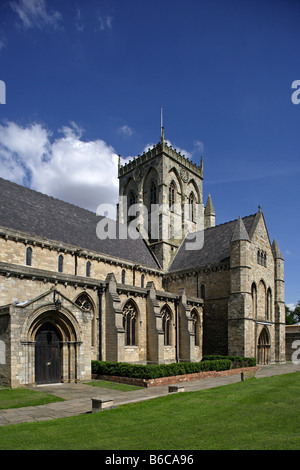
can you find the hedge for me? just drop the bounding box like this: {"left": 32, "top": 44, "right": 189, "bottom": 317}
{"left": 92, "top": 359, "right": 233, "bottom": 380}
{"left": 202, "top": 355, "right": 256, "bottom": 368}
{"left": 91, "top": 355, "right": 256, "bottom": 380}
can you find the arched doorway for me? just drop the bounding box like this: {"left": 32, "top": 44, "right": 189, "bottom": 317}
{"left": 257, "top": 327, "right": 270, "bottom": 365}
{"left": 35, "top": 322, "right": 62, "bottom": 384}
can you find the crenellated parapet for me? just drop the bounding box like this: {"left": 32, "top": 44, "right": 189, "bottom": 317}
{"left": 118, "top": 140, "right": 203, "bottom": 180}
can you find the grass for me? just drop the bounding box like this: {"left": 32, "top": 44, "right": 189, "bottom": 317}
{"left": 0, "top": 372, "right": 299, "bottom": 450}
{"left": 84, "top": 380, "right": 143, "bottom": 392}
{"left": 0, "top": 387, "right": 64, "bottom": 410}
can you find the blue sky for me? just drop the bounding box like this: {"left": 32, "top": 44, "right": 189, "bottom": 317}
{"left": 0, "top": 0, "right": 299, "bottom": 307}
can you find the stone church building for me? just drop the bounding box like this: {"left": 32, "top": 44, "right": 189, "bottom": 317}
{"left": 0, "top": 127, "right": 285, "bottom": 387}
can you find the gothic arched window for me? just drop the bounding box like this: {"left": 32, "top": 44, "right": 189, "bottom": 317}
{"left": 58, "top": 254, "right": 64, "bottom": 273}
{"left": 123, "top": 300, "right": 137, "bottom": 346}
{"left": 86, "top": 261, "right": 91, "bottom": 278}
{"left": 150, "top": 181, "right": 157, "bottom": 206}
{"left": 128, "top": 191, "right": 137, "bottom": 222}
{"left": 169, "top": 182, "right": 175, "bottom": 211}
{"left": 75, "top": 293, "right": 93, "bottom": 311}
{"left": 200, "top": 284, "right": 205, "bottom": 300}
{"left": 121, "top": 269, "right": 126, "bottom": 284}
{"left": 141, "top": 274, "right": 145, "bottom": 288}
{"left": 188, "top": 192, "right": 195, "bottom": 222}
{"left": 161, "top": 305, "right": 172, "bottom": 346}
{"left": 191, "top": 309, "right": 200, "bottom": 346}
{"left": 26, "top": 246, "right": 32, "bottom": 266}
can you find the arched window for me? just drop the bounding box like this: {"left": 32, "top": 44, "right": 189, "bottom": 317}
{"left": 141, "top": 274, "right": 145, "bottom": 288}
{"left": 191, "top": 309, "right": 200, "bottom": 346}
{"left": 251, "top": 283, "right": 257, "bottom": 319}
{"left": 128, "top": 191, "right": 136, "bottom": 222}
{"left": 121, "top": 269, "right": 126, "bottom": 284}
{"left": 75, "top": 293, "right": 93, "bottom": 311}
{"left": 169, "top": 182, "right": 175, "bottom": 210}
{"left": 200, "top": 284, "right": 206, "bottom": 300}
{"left": 258, "top": 280, "right": 266, "bottom": 319}
{"left": 150, "top": 181, "right": 157, "bottom": 206}
{"left": 123, "top": 300, "right": 137, "bottom": 346}
{"left": 26, "top": 246, "right": 32, "bottom": 266}
{"left": 267, "top": 288, "right": 272, "bottom": 320}
{"left": 86, "top": 261, "right": 91, "bottom": 278}
{"left": 161, "top": 305, "right": 172, "bottom": 346}
{"left": 188, "top": 192, "right": 195, "bottom": 222}
{"left": 58, "top": 254, "right": 64, "bottom": 273}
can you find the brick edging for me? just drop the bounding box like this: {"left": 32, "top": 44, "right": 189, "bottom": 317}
{"left": 92, "top": 366, "right": 259, "bottom": 388}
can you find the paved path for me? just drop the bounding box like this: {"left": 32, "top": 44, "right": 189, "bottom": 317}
{"left": 0, "top": 362, "right": 299, "bottom": 426}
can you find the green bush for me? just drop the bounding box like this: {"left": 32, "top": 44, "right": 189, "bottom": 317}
{"left": 91, "top": 358, "right": 233, "bottom": 380}
{"left": 201, "top": 355, "right": 256, "bottom": 368}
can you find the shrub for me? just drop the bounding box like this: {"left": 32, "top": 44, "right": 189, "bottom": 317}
{"left": 91, "top": 358, "right": 233, "bottom": 380}
{"left": 201, "top": 355, "right": 256, "bottom": 368}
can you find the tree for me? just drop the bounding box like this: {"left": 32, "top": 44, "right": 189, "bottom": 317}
{"left": 285, "top": 301, "right": 300, "bottom": 325}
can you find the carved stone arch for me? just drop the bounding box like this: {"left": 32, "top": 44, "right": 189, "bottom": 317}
{"left": 142, "top": 166, "right": 160, "bottom": 215}
{"left": 187, "top": 178, "right": 201, "bottom": 204}
{"left": 168, "top": 167, "right": 183, "bottom": 195}
{"left": 23, "top": 304, "right": 82, "bottom": 384}
{"left": 257, "top": 326, "right": 271, "bottom": 365}
{"left": 24, "top": 304, "right": 81, "bottom": 343}
{"left": 257, "top": 279, "right": 267, "bottom": 319}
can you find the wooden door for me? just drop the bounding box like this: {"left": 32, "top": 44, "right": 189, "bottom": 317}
{"left": 35, "top": 322, "right": 62, "bottom": 384}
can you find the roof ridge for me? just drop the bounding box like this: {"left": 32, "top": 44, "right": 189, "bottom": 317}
{"left": 204, "top": 213, "right": 257, "bottom": 232}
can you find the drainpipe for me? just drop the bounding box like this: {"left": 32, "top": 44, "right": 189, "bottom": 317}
{"left": 97, "top": 285, "right": 105, "bottom": 361}
{"left": 175, "top": 298, "right": 179, "bottom": 363}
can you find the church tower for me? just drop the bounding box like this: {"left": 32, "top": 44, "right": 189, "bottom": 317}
{"left": 117, "top": 122, "right": 205, "bottom": 270}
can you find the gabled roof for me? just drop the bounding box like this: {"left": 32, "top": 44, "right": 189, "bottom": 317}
{"left": 0, "top": 177, "right": 160, "bottom": 270}
{"left": 169, "top": 214, "right": 256, "bottom": 272}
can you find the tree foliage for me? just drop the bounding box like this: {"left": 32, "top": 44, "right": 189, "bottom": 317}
{"left": 286, "top": 301, "right": 300, "bottom": 325}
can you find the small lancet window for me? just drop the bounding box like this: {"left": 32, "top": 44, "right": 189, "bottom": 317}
{"left": 26, "top": 246, "right": 32, "bottom": 266}
{"left": 86, "top": 260, "right": 91, "bottom": 277}
{"left": 169, "top": 182, "right": 175, "bottom": 210}
{"left": 121, "top": 269, "right": 126, "bottom": 284}
{"left": 188, "top": 192, "right": 195, "bottom": 222}
{"left": 58, "top": 254, "right": 64, "bottom": 273}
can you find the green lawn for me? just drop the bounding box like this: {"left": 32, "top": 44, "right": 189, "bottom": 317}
{"left": 0, "top": 372, "right": 299, "bottom": 450}
{"left": 84, "top": 380, "right": 142, "bottom": 391}
{"left": 0, "top": 387, "right": 64, "bottom": 410}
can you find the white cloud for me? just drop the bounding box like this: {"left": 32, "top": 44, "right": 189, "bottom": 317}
{"left": 0, "top": 121, "right": 119, "bottom": 213}
{"left": 96, "top": 14, "right": 113, "bottom": 31}
{"left": 10, "top": 0, "right": 62, "bottom": 30}
{"left": 75, "top": 8, "right": 85, "bottom": 32}
{"left": 118, "top": 125, "right": 134, "bottom": 137}
{"left": 287, "top": 303, "right": 296, "bottom": 312}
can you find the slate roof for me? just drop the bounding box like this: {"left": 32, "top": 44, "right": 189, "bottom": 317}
{"left": 169, "top": 214, "right": 256, "bottom": 272}
{"left": 0, "top": 178, "right": 160, "bottom": 270}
